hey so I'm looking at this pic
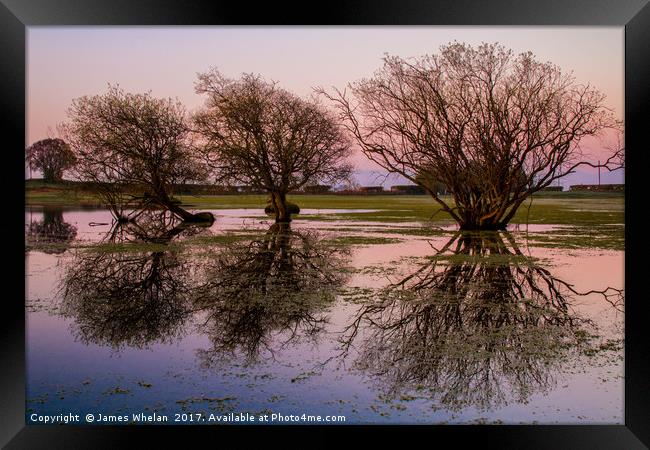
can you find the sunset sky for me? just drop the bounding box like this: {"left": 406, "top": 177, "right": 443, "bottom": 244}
{"left": 27, "top": 26, "right": 624, "bottom": 186}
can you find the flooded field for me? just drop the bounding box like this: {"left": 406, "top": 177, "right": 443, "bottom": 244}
{"left": 25, "top": 197, "right": 624, "bottom": 424}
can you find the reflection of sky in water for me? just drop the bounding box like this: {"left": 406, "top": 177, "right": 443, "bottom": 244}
{"left": 25, "top": 208, "right": 624, "bottom": 424}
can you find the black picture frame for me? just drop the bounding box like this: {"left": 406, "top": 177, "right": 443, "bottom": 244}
{"left": 2, "top": 1, "right": 648, "bottom": 447}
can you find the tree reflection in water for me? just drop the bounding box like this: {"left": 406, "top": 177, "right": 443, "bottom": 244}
{"left": 339, "top": 231, "right": 623, "bottom": 411}
{"left": 26, "top": 207, "right": 78, "bottom": 254}
{"left": 58, "top": 210, "right": 208, "bottom": 349}
{"left": 58, "top": 217, "right": 350, "bottom": 363}
{"left": 55, "top": 216, "right": 623, "bottom": 410}
{"left": 194, "top": 223, "right": 351, "bottom": 366}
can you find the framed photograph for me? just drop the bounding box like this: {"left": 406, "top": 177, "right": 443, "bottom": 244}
{"left": 2, "top": 0, "right": 649, "bottom": 447}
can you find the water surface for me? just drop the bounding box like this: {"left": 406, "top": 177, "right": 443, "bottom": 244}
{"left": 25, "top": 206, "right": 624, "bottom": 424}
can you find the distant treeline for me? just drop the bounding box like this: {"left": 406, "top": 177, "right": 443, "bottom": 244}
{"left": 26, "top": 179, "right": 259, "bottom": 195}
{"left": 26, "top": 178, "right": 624, "bottom": 198}
{"left": 569, "top": 184, "right": 624, "bottom": 192}
{"left": 26, "top": 179, "right": 437, "bottom": 195}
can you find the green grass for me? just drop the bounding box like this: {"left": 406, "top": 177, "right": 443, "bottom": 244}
{"left": 174, "top": 193, "right": 626, "bottom": 231}
{"left": 181, "top": 193, "right": 624, "bottom": 227}
{"left": 26, "top": 180, "right": 104, "bottom": 207}
{"left": 525, "top": 225, "right": 625, "bottom": 251}
{"left": 26, "top": 180, "right": 624, "bottom": 228}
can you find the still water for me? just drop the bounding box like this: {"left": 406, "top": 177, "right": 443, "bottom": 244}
{"left": 25, "top": 206, "right": 624, "bottom": 424}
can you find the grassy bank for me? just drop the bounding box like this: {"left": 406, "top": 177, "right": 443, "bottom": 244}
{"left": 26, "top": 179, "right": 624, "bottom": 227}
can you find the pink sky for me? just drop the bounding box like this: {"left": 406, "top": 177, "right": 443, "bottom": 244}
{"left": 26, "top": 26, "right": 624, "bottom": 186}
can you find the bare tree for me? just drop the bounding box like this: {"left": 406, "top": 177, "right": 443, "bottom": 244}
{"left": 25, "top": 138, "right": 77, "bottom": 182}
{"left": 62, "top": 85, "right": 213, "bottom": 223}
{"left": 321, "top": 42, "right": 622, "bottom": 230}
{"left": 193, "top": 70, "right": 353, "bottom": 222}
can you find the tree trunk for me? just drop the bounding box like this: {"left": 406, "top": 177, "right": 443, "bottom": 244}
{"left": 272, "top": 191, "right": 291, "bottom": 223}
{"left": 456, "top": 202, "right": 509, "bottom": 230}
{"left": 153, "top": 185, "right": 213, "bottom": 223}
{"left": 167, "top": 201, "right": 197, "bottom": 222}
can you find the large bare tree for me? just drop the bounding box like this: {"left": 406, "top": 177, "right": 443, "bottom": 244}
{"left": 62, "top": 86, "right": 212, "bottom": 223}
{"left": 322, "top": 42, "right": 622, "bottom": 230}
{"left": 193, "top": 70, "right": 352, "bottom": 222}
